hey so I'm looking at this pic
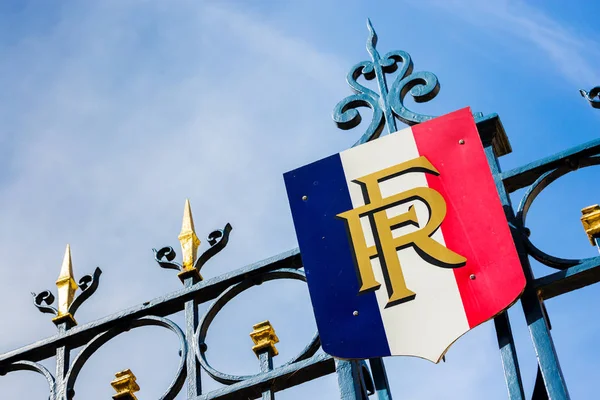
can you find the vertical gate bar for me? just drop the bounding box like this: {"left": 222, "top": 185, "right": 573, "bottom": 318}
{"left": 258, "top": 349, "right": 275, "bottom": 400}
{"left": 368, "top": 358, "right": 392, "bottom": 400}
{"left": 481, "top": 144, "right": 526, "bottom": 399}
{"left": 521, "top": 290, "right": 569, "bottom": 399}
{"left": 184, "top": 276, "right": 202, "bottom": 398}
{"left": 336, "top": 359, "right": 364, "bottom": 400}
{"left": 250, "top": 321, "right": 278, "bottom": 400}
{"left": 484, "top": 144, "right": 569, "bottom": 399}
{"left": 56, "top": 322, "right": 71, "bottom": 400}
{"left": 494, "top": 312, "right": 525, "bottom": 400}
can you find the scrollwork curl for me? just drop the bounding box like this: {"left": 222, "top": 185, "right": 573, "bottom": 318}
{"left": 32, "top": 290, "right": 58, "bottom": 316}
{"left": 333, "top": 93, "right": 384, "bottom": 146}
{"left": 68, "top": 267, "right": 102, "bottom": 317}
{"left": 580, "top": 87, "right": 600, "bottom": 109}
{"left": 388, "top": 70, "right": 440, "bottom": 126}
{"left": 64, "top": 316, "right": 186, "bottom": 400}
{"left": 194, "top": 223, "right": 233, "bottom": 271}
{"left": 153, "top": 246, "right": 182, "bottom": 271}
{"left": 195, "top": 268, "right": 320, "bottom": 385}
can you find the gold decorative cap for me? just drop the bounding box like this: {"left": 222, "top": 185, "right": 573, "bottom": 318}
{"left": 581, "top": 205, "right": 600, "bottom": 245}
{"left": 250, "top": 320, "right": 279, "bottom": 357}
{"left": 111, "top": 369, "right": 140, "bottom": 400}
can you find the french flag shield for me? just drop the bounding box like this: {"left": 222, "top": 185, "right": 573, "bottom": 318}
{"left": 284, "top": 108, "right": 525, "bottom": 362}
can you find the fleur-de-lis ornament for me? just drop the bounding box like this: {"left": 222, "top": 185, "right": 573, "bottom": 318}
{"left": 154, "top": 199, "right": 232, "bottom": 284}
{"left": 32, "top": 245, "right": 102, "bottom": 329}
{"left": 333, "top": 19, "right": 441, "bottom": 146}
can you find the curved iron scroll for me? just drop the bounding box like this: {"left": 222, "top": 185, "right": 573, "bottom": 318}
{"left": 64, "top": 316, "right": 186, "bottom": 400}
{"left": 515, "top": 156, "right": 600, "bottom": 270}
{"left": 580, "top": 87, "right": 600, "bottom": 109}
{"left": 195, "top": 268, "right": 320, "bottom": 385}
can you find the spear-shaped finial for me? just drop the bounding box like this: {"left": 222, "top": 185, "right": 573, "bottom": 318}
{"left": 32, "top": 244, "right": 102, "bottom": 328}
{"left": 178, "top": 199, "right": 201, "bottom": 282}
{"left": 52, "top": 244, "right": 79, "bottom": 327}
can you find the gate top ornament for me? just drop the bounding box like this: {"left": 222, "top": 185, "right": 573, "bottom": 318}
{"left": 333, "top": 19, "right": 441, "bottom": 146}
{"left": 32, "top": 244, "right": 102, "bottom": 329}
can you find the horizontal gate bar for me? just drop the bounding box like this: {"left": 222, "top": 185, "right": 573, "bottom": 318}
{"left": 0, "top": 248, "right": 301, "bottom": 366}
{"left": 535, "top": 259, "right": 600, "bottom": 300}
{"left": 501, "top": 138, "right": 600, "bottom": 193}
{"left": 198, "top": 353, "right": 335, "bottom": 400}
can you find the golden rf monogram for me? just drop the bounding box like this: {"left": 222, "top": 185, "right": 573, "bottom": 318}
{"left": 337, "top": 156, "right": 467, "bottom": 307}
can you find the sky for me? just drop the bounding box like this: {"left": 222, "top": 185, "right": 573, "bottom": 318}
{"left": 0, "top": 0, "right": 599, "bottom": 399}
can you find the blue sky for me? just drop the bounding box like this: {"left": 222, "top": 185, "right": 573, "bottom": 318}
{"left": 0, "top": 1, "right": 599, "bottom": 399}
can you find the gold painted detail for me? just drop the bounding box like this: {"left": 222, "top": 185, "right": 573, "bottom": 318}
{"left": 250, "top": 320, "right": 279, "bottom": 357}
{"left": 52, "top": 244, "right": 79, "bottom": 326}
{"left": 178, "top": 199, "right": 202, "bottom": 282}
{"left": 337, "top": 156, "right": 467, "bottom": 308}
{"left": 581, "top": 204, "right": 600, "bottom": 245}
{"left": 111, "top": 369, "right": 140, "bottom": 400}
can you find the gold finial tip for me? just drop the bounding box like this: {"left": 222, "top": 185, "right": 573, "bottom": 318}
{"left": 54, "top": 244, "right": 78, "bottom": 325}
{"left": 181, "top": 199, "right": 195, "bottom": 233}
{"left": 178, "top": 198, "right": 201, "bottom": 274}
{"left": 58, "top": 244, "right": 74, "bottom": 280}
{"left": 250, "top": 320, "right": 279, "bottom": 357}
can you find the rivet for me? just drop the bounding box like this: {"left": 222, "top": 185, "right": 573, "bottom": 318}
{"left": 459, "top": 139, "right": 465, "bottom": 145}
{"left": 470, "top": 274, "right": 476, "bottom": 280}
{"left": 353, "top": 310, "right": 359, "bottom": 316}
{"left": 302, "top": 195, "right": 308, "bottom": 201}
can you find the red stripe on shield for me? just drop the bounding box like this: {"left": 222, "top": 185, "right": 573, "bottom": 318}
{"left": 412, "top": 108, "right": 524, "bottom": 328}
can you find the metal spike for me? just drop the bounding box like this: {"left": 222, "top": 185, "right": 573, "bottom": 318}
{"left": 52, "top": 244, "right": 78, "bottom": 327}
{"left": 178, "top": 199, "right": 201, "bottom": 282}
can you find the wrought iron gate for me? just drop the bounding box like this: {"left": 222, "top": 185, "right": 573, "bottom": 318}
{"left": 0, "top": 20, "right": 598, "bottom": 400}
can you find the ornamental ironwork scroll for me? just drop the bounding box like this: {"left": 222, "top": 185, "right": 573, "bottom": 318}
{"left": 0, "top": 19, "right": 599, "bottom": 400}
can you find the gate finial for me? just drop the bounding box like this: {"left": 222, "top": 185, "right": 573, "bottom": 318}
{"left": 178, "top": 199, "right": 201, "bottom": 281}
{"left": 32, "top": 245, "right": 102, "bottom": 329}
{"left": 52, "top": 244, "right": 78, "bottom": 326}
{"left": 153, "top": 199, "right": 233, "bottom": 285}
{"left": 250, "top": 320, "right": 279, "bottom": 358}
{"left": 111, "top": 369, "right": 140, "bottom": 400}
